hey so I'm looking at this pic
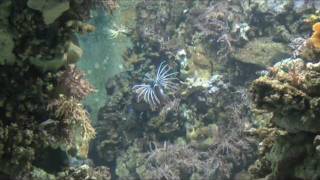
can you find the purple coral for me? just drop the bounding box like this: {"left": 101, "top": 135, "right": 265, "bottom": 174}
{"left": 133, "top": 62, "right": 179, "bottom": 110}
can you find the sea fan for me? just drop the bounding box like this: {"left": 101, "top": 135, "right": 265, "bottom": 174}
{"left": 133, "top": 62, "right": 179, "bottom": 110}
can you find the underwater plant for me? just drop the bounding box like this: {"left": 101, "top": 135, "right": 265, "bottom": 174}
{"left": 132, "top": 62, "right": 179, "bottom": 110}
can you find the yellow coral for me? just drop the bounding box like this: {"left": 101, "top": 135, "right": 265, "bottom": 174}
{"left": 310, "top": 22, "right": 320, "bottom": 49}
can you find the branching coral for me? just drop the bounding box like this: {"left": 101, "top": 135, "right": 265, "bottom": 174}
{"left": 47, "top": 95, "right": 96, "bottom": 150}
{"left": 57, "top": 65, "right": 95, "bottom": 101}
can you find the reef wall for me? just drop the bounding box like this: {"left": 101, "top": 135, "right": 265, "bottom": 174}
{"left": 2, "top": 0, "right": 320, "bottom": 179}
{"left": 91, "top": 0, "right": 320, "bottom": 179}
{"left": 0, "top": 0, "right": 112, "bottom": 179}
{"left": 249, "top": 25, "right": 320, "bottom": 180}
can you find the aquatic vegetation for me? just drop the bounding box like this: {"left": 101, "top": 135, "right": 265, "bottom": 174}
{"left": 132, "top": 62, "right": 179, "bottom": 110}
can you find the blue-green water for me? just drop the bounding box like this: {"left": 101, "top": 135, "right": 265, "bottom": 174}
{"left": 77, "top": 2, "right": 137, "bottom": 121}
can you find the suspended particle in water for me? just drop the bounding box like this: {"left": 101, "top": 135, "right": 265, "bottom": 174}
{"left": 94, "top": 63, "right": 100, "bottom": 69}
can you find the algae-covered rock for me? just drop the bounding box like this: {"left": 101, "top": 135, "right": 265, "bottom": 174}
{"left": 30, "top": 167, "right": 56, "bottom": 180}
{"left": 66, "top": 20, "right": 96, "bottom": 34}
{"left": 250, "top": 54, "right": 320, "bottom": 179}
{"left": 251, "top": 77, "right": 320, "bottom": 133}
{"left": 187, "top": 123, "right": 219, "bottom": 150}
{"left": 250, "top": 57, "right": 320, "bottom": 133}
{"left": 0, "top": 29, "right": 15, "bottom": 65}
{"left": 250, "top": 0, "right": 294, "bottom": 14}
{"left": 266, "top": 133, "right": 320, "bottom": 180}
{"left": 27, "top": 0, "right": 70, "bottom": 25}
{"left": 0, "top": 2, "right": 15, "bottom": 65}
{"left": 30, "top": 42, "right": 83, "bottom": 71}
{"left": 233, "top": 38, "right": 290, "bottom": 67}
{"left": 180, "top": 45, "right": 213, "bottom": 81}
{"left": 30, "top": 55, "right": 67, "bottom": 72}
{"left": 57, "top": 165, "right": 111, "bottom": 180}
{"left": 66, "top": 42, "right": 83, "bottom": 64}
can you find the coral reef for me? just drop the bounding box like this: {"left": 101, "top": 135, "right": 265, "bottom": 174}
{"left": 232, "top": 38, "right": 290, "bottom": 67}
{"left": 93, "top": 55, "right": 257, "bottom": 179}
{"left": 3, "top": 0, "right": 320, "bottom": 179}
{"left": 0, "top": 0, "right": 108, "bottom": 179}
{"left": 89, "top": 0, "right": 320, "bottom": 179}
{"left": 249, "top": 23, "right": 320, "bottom": 178}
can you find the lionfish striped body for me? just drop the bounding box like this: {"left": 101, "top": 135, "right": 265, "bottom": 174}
{"left": 133, "top": 62, "right": 179, "bottom": 110}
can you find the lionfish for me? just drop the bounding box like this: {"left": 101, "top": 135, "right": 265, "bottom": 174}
{"left": 132, "top": 62, "right": 179, "bottom": 110}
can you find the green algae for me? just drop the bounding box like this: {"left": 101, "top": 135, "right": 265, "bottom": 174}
{"left": 0, "top": 2, "right": 15, "bottom": 65}
{"left": 27, "top": 0, "right": 70, "bottom": 25}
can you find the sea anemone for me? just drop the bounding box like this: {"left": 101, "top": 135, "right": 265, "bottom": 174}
{"left": 132, "top": 62, "right": 179, "bottom": 110}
